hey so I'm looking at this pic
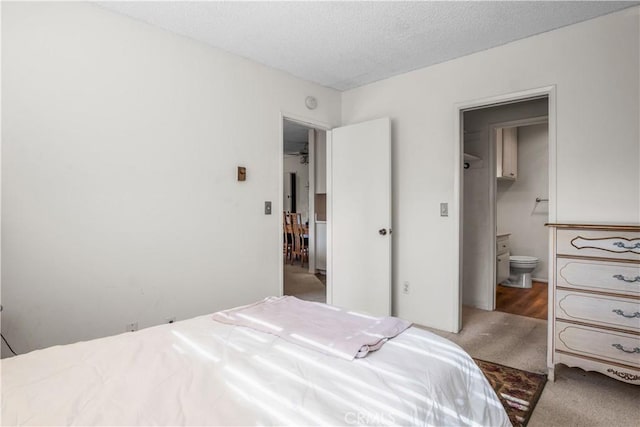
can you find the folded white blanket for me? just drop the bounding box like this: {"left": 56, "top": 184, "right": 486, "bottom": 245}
{"left": 212, "top": 296, "right": 412, "bottom": 360}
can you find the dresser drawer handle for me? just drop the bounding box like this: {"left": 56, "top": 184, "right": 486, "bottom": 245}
{"left": 612, "top": 309, "right": 640, "bottom": 319}
{"left": 611, "top": 343, "right": 640, "bottom": 354}
{"left": 613, "top": 274, "right": 640, "bottom": 283}
{"left": 613, "top": 242, "right": 640, "bottom": 250}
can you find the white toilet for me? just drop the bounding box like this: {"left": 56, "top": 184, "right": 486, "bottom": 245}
{"left": 503, "top": 256, "right": 539, "bottom": 289}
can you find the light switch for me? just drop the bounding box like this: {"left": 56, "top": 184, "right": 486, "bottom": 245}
{"left": 265, "top": 201, "right": 272, "bottom": 215}
{"left": 440, "top": 203, "right": 448, "bottom": 217}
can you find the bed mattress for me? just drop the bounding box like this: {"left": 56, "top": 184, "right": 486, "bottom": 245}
{"left": 2, "top": 312, "right": 510, "bottom": 426}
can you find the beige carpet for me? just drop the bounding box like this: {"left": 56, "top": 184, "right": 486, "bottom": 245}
{"left": 283, "top": 263, "right": 326, "bottom": 303}
{"left": 420, "top": 307, "right": 640, "bottom": 427}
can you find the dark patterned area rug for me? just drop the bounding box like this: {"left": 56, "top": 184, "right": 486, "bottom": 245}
{"left": 474, "top": 358, "right": 547, "bottom": 427}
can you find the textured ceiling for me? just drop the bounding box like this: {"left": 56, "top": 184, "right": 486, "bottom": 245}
{"left": 98, "top": 1, "right": 637, "bottom": 90}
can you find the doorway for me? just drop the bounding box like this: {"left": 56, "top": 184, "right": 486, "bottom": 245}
{"left": 279, "top": 114, "right": 393, "bottom": 316}
{"left": 455, "top": 86, "right": 557, "bottom": 333}
{"left": 282, "top": 118, "right": 327, "bottom": 302}
{"left": 492, "top": 117, "right": 550, "bottom": 320}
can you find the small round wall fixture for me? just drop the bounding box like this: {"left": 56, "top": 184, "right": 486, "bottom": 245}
{"left": 305, "top": 96, "right": 317, "bottom": 110}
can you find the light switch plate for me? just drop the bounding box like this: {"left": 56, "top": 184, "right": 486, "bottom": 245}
{"left": 265, "top": 201, "right": 272, "bottom": 215}
{"left": 440, "top": 203, "right": 448, "bottom": 217}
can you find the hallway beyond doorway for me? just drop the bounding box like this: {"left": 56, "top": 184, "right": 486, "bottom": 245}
{"left": 283, "top": 263, "right": 326, "bottom": 303}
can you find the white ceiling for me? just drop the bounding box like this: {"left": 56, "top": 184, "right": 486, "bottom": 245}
{"left": 283, "top": 119, "right": 311, "bottom": 155}
{"left": 98, "top": 1, "right": 637, "bottom": 91}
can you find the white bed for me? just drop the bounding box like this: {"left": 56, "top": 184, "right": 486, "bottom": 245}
{"left": 2, "top": 304, "right": 510, "bottom": 426}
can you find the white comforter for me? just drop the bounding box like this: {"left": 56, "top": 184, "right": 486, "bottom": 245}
{"left": 2, "top": 314, "right": 510, "bottom": 426}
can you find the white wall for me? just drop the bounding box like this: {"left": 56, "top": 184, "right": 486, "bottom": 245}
{"left": 3, "top": 4, "right": 639, "bottom": 352}
{"left": 283, "top": 156, "right": 310, "bottom": 223}
{"left": 314, "top": 130, "right": 327, "bottom": 195}
{"left": 497, "top": 124, "right": 549, "bottom": 282}
{"left": 463, "top": 99, "right": 548, "bottom": 309}
{"left": 314, "top": 130, "right": 327, "bottom": 271}
{"left": 1, "top": 2, "right": 340, "bottom": 355}
{"left": 341, "top": 7, "right": 639, "bottom": 331}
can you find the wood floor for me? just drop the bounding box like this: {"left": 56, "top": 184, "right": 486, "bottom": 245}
{"left": 496, "top": 281, "right": 548, "bottom": 320}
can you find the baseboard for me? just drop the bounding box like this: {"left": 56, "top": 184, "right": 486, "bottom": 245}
{"left": 462, "top": 300, "right": 491, "bottom": 311}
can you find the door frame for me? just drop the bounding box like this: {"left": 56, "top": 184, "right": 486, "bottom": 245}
{"left": 452, "top": 86, "right": 557, "bottom": 332}
{"left": 279, "top": 112, "right": 331, "bottom": 300}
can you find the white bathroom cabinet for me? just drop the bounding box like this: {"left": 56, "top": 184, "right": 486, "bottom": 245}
{"left": 496, "top": 234, "right": 511, "bottom": 284}
{"left": 496, "top": 127, "right": 518, "bottom": 180}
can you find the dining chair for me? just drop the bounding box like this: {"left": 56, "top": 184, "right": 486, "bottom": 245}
{"left": 283, "top": 212, "right": 293, "bottom": 263}
{"left": 289, "top": 213, "right": 300, "bottom": 264}
{"left": 292, "top": 219, "right": 309, "bottom": 267}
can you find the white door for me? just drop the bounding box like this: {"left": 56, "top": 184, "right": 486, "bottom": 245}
{"left": 328, "top": 117, "right": 392, "bottom": 316}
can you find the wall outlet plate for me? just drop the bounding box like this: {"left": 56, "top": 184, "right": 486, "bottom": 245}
{"left": 440, "top": 202, "right": 448, "bottom": 217}
{"left": 265, "top": 201, "right": 272, "bottom": 215}
{"left": 402, "top": 281, "right": 410, "bottom": 294}
{"left": 126, "top": 322, "right": 138, "bottom": 332}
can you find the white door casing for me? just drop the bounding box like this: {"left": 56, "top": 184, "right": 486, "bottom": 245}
{"left": 453, "top": 85, "right": 557, "bottom": 333}
{"left": 328, "top": 117, "right": 392, "bottom": 316}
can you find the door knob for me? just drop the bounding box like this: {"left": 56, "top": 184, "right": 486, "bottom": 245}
{"left": 378, "top": 228, "right": 387, "bottom": 236}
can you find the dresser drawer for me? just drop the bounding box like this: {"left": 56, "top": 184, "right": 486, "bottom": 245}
{"left": 556, "top": 258, "right": 640, "bottom": 297}
{"left": 556, "top": 229, "right": 640, "bottom": 261}
{"left": 556, "top": 322, "right": 640, "bottom": 367}
{"left": 556, "top": 290, "right": 640, "bottom": 331}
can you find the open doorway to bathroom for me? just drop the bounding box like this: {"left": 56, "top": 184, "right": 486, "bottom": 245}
{"left": 461, "top": 96, "right": 550, "bottom": 323}
{"left": 282, "top": 118, "right": 327, "bottom": 303}
{"left": 494, "top": 117, "right": 549, "bottom": 320}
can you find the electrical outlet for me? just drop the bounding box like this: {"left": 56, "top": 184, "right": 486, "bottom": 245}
{"left": 166, "top": 317, "right": 176, "bottom": 324}
{"left": 126, "top": 322, "right": 138, "bottom": 332}
{"left": 440, "top": 202, "right": 448, "bottom": 217}
{"left": 402, "top": 281, "right": 410, "bottom": 294}
{"left": 265, "top": 201, "right": 272, "bottom": 215}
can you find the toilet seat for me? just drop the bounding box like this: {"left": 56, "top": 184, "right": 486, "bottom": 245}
{"left": 510, "top": 255, "right": 538, "bottom": 262}
{"left": 510, "top": 256, "right": 538, "bottom": 266}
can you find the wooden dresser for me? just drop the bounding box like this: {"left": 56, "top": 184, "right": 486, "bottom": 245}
{"left": 547, "top": 223, "right": 640, "bottom": 384}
